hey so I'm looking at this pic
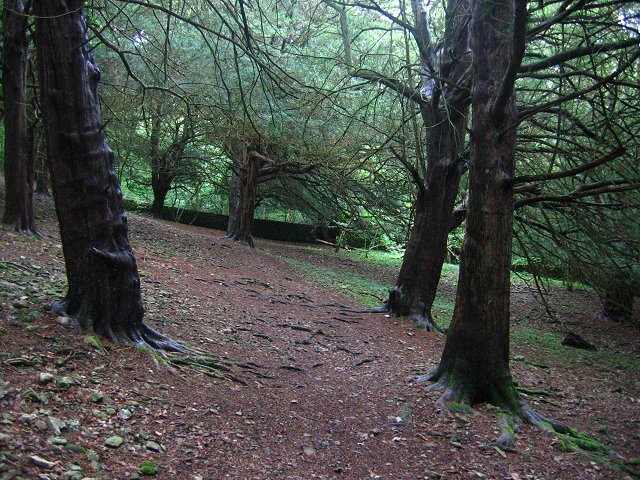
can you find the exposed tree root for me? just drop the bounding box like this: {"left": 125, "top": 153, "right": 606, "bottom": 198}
{"left": 52, "top": 300, "right": 251, "bottom": 384}
{"left": 418, "top": 368, "right": 570, "bottom": 453}
{"left": 9, "top": 223, "right": 46, "bottom": 238}
{"left": 383, "top": 288, "right": 443, "bottom": 332}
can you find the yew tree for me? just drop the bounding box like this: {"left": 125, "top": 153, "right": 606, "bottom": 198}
{"left": 351, "top": 0, "right": 472, "bottom": 329}
{"left": 2, "top": 0, "right": 41, "bottom": 235}
{"left": 426, "top": 0, "right": 557, "bottom": 424}
{"left": 34, "top": 0, "right": 182, "bottom": 350}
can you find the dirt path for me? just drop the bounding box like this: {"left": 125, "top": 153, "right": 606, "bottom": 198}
{"left": 1, "top": 201, "right": 639, "bottom": 479}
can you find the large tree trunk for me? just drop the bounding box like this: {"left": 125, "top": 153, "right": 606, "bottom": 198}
{"left": 427, "top": 0, "right": 528, "bottom": 413}
{"left": 2, "top": 0, "right": 40, "bottom": 235}
{"left": 227, "top": 147, "right": 259, "bottom": 247}
{"left": 388, "top": 111, "right": 468, "bottom": 330}
{"left": 149, "top": 111, "right": 172, "bottom": 219}
{"left": 386, "top": 0, "right": 470, "bottom": 329}
{"left": 34, "top": 0, "right": 181, "bottom": 350}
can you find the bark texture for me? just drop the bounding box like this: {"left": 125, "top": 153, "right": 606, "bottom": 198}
{"left": 386, "top": 0, "right": 471, "bottom": 329}
{"left": 149, "top": 111, "right": 170, "bottom": 218}
{"left": 2, "top": 0, "right": 40, "bottom": 235}
{"left": 427, "top": 0, "right": 527, "bottom": 411}
{"left": 149, "top": 108, "right": 190, "bottom": 218}
{"left": 34, "top": 0, "right": 180, "bottom": 350}
{"left": 602, "top": 286, "right": 636, "bottom": 324}
{"left": 227, "top": 146, "right": 259, "bottom": 247}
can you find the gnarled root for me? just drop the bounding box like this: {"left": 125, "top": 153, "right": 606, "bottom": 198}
{"left": 53, "top": 300, "right": 249, "bottom": 384}
{"left": 384, "top": 288, "right": 442, "bottom": 332}
{"left": 417, "top": 367, "right": 570, "bottom": 451}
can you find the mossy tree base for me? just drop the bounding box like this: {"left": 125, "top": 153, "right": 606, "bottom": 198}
{"left": 418, "top": 366, "right": 570, "bottom": 450}
{"left": 384, "top": 287, "right": 442, "bottom": 332}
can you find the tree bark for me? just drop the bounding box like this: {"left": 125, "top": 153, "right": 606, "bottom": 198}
{"left": 227, "top": 146, "right": 259, "bottom": 247}
{"left": 2, "top": 0, "right": 40, "bottom": 235}
{"left": 602, "top": 285, "right": 635, "bottom": 324}
{"left": 226, "top": 145, "right": 242, "bottom": 236}
{"left": 386, "top": 0, "right": 471, "bottom": 329}
{"left": 427, "top": 0, "right": 529, "bottom": 413}
{"left": 34, "top": 0, "right": 181, "bottom": 350}
{"left": 149, "top": 110, "right": 171, "bottom": 218}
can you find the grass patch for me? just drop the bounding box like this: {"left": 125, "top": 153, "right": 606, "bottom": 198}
{"left": 512, "top": 326, "right": 639, "bottom": 372}
{"left": 280, "top": 257, "right": 388, "bottom": 307}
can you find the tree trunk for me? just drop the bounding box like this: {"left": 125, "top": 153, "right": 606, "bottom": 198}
{"left": 149, "top": 109, "right": 168, "bottom": 218}
{"left": 32, "top": 126, "right": 50, "bottom": 197}
{"left": 602, "top": 285, "right": 635, "bottom": 324}
{"left": 34, "top": 0, "right": 181, "bottom": 350}
{"left": 226, "top": 144, "right": 242, "bottom": 235}
{"left": 227, "top": 147, "right": 258, "bottom": 247}
{"left": 2, "top": 0, "right": 40, "bottom": 235}
{"left": 386, "top": 0, "right": 471, "bottom": 329}
{"left": 427, "top": 0, "right": 527, "bottom": 413}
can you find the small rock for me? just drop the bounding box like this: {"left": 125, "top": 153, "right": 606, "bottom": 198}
{"left": 145, "top": 441, "right": 162, "bottom": 452}
{"left": 118, "top": 409, "right": 133, "bottom": 420}
{"left": 88, "top": 391, "right": 104, "bottom": 403}
{"left": 46, "top": 416, "right": 66, "bottom": 436}
{"left": 302, "top": 445, "right": 316, "bottom": 456}
{"left": 55, "top": 316, "right": 69, "bottom": 326}
{"left": 48, "top": 437, "right": 67, "bottom": 445}
{"left": 38, "top": 373, "right": 56, "bottom": 385}
{"left": 424, "top": 470, "right": 443, "bottom": 479}
{"left": 29, "top": 455, "right": 56, "bottom": 469}
{"left": 105, "top": 436, "right": 123, "bottom": 448}
{"left": 65, "top": 443, "right": 85, "bottom": 454}
{"left": 86, "top": 450, "right": 100, "bottom": 462}
{"left": 0, "top": 433, "right": 11, "bottom": 444}
{"left": 21, "top": 388, "right": 48, "bottom": 404}
{"left": 56, "top": 376, "right": 76, "bottom": 390}
{"left": 61, "top": 471, "right": 83, "bottom": 480}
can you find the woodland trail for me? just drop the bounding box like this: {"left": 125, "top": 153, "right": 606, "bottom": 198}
{"left": 1, "top": 197, "right": 639, "bottom": 479}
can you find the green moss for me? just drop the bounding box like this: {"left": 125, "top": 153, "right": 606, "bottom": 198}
{"left": 136, "top": 345, "right": 169, "bottom": 367}
{"left": 84, "top": 335, "right": 107, "bottom": 354}
{"left": 448, "top": 402, "right": 474, "bottom": 414}
{"left": 139, "top": 460, "right": 158, "bottom": 475}
{"left": 628, "top": 458, "right": 640, "bottom": 466}
{"left": 557, "top": 429, "right": 609, "bottom": 455}
{"left": 0, "top": 327, "right": 7, "bottom": 334}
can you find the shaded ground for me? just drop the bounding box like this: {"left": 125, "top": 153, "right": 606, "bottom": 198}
{"left": 1, "top": 194, "right": 639, "bottom": 479}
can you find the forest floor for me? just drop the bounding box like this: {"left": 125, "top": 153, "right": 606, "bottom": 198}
{"left": 1, "top": 193, "right": 639, "bottom": 480}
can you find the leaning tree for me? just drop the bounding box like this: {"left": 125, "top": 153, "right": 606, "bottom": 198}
{"left": 34, "top": 0, "right": 183, "bottom": 350}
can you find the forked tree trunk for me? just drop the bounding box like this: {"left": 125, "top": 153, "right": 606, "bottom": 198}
{"left": 2, "top": 0, "right": 40, "bottom": 235}
{"left": 34, "top": 0, "right": 180, "bottom": 350}
{"left": 227, "top": 147, "right": 259, "bottom": 247}
{"left": 427, "top": 0, "right": 530, "bottom": 414}
{"left": 386, "top": 0, "right": 470, "bottom": 330}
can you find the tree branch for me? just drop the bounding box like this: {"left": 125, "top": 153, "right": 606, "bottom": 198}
{"left": 519, "top": 38, "right": 639, "bottom": 74}
{"left": 352, "top": 69, "right": 427, "bottom": 106}
{"left": 389, "top": 146, "right": 425, "bottom": 192}
{"left": 513, "top": 147, "right": 624, "bottom": 184}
